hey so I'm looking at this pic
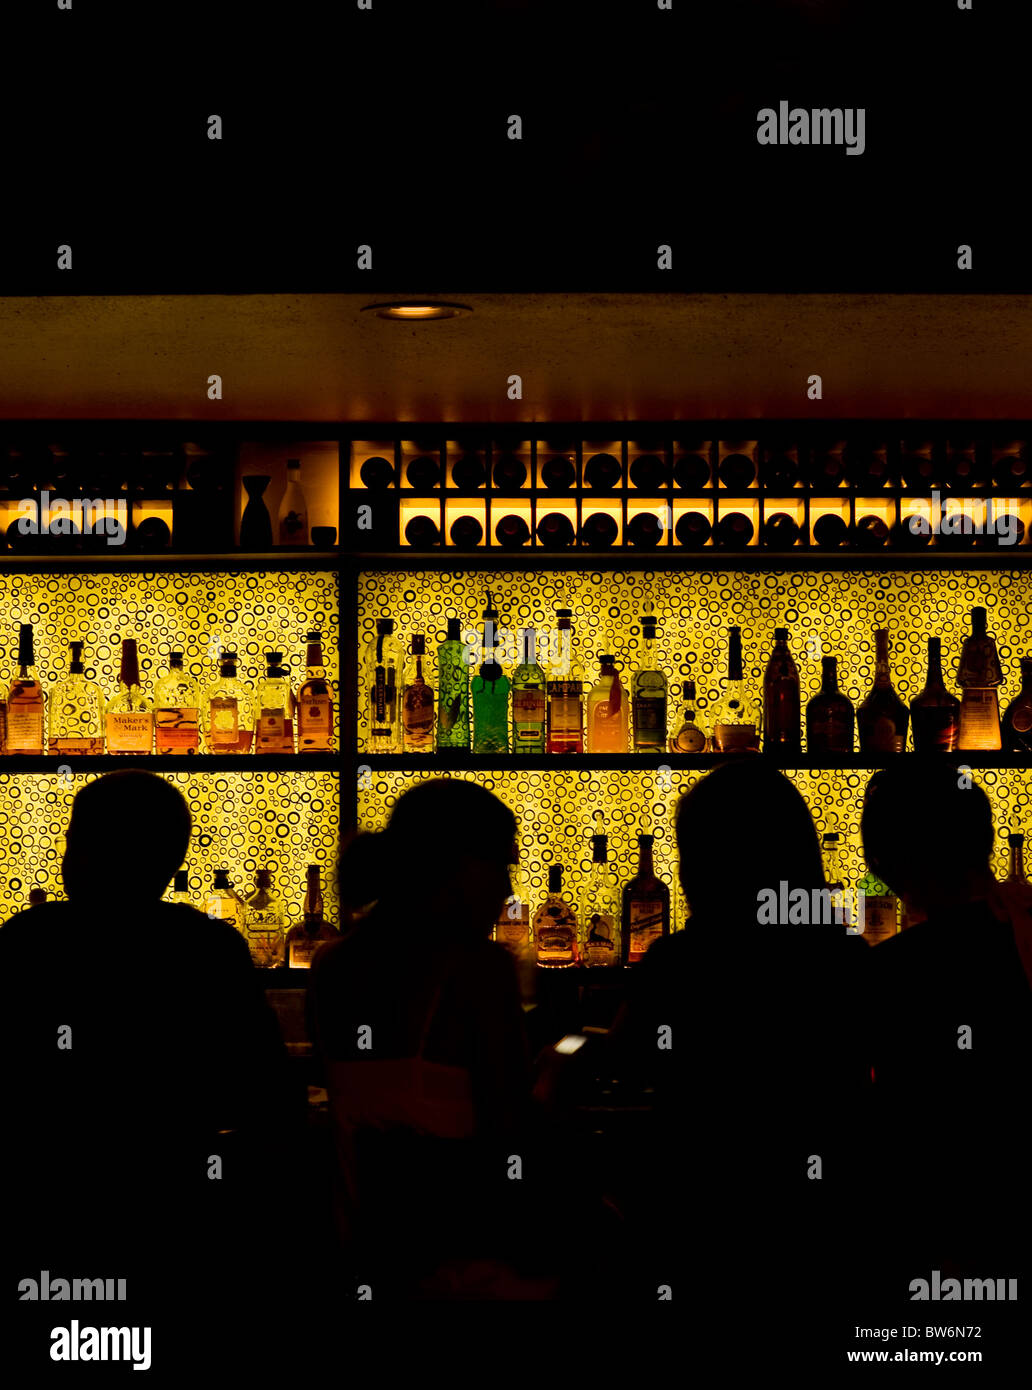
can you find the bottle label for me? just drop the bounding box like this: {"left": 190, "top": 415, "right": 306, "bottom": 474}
{"left": 209, "top": 702, "right": 239, "bottom": 748}
{"left": 911, "top": 707, "right": 958, "bottom": 752}
{"left": 808, "top": 709, "right": 852, "bottom": 753}
{"left": 713, "top": 722, "right": 758, "bottom": 753}
{"left": 299, "top": 694, "right": 334, "bottom": 747}
{"left": 106, "top": 711, "right": 153, "bottom": 752}
{"left": 862, "top": 895, "right": 899, "bottom": 945}
{"left": 513, "top": 689, "right": 546, "bottom": 743}
{"left": 584, "top": 911, "right": 616, "bottom": 965}
{"left": 403, "top": 683, "right": 435, "bottom": 745}
{"left": 495, "top": 902, "right": 530, "bottom": 951}
{"left": 628, "top": 898, "right": 664, "bottom": 962}
{"left": 633, "top": 700, "right": 666, "bottom": 747}
{"left": 155, "top": 706, "right": 200, "bottom": 750}
{"left": 959, "top": 689, "right": 1001, "bottom": 749}
{"left": 288, "top": 936, "right": 320, "bottom": 968}
{"left": 373, "top": 667, "right": 394, "bottom": 723}
{"left": 245, "top": 922, "right": 284, "bottom": 968}
{"left": 534, "top": 904, "right": 577, "bottom": 962}
{"left": 7, "top": 703, "right": 44, "bottom": 750}
{"left": 547, "top": 683, "right": 582, "bottom": 748}
{"left": 672, "top": 722, "right": 707, "bottom": 753}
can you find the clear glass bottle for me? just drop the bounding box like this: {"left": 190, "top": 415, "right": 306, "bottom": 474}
{"left": 169, "top": 868, "right": 191, "bottom": 908}
{"left": 669, "top": 679, "right": 708, "bottom": 752}
{"left": 365, "top": 618, "right": 403, "bottom": 753}
{"left": 297, "top": 631, "right": 334, "bottom": 752}
{"left": 471, "top": 590, "right": 510, "bottom": 754}
{"left": 105, "top": 638, "right": 154, "bottom": 755}
{"left": 7, "top": 623, "right": 45, "bottom": 755}
{"left": 494, "top": 861, "right": 532, "bottom": 954}
{"left": 586, "top": 654, "right": 628, "bottom": 753}
{"left": 581, "top": 814, "right": 620, "bottom": 966}
{"left": 402, "top": 633, "right": 436, "bottom": 752}
{"left": 244, "top": 868, "right": 287, "bottom": 968}
{"left": 277, "top": 458, "right": 309, "bottom": 546}
{"left": 1006, "top": 832, "right": 1028, "bottom": 885}
{"left": 203, "top": 868, "right": 246, "bottom": 936}
{"left": 711, "top": 627, "right": 762, "bottom": 753}
{"left": 1002, "top": 658, "right": 1032, "bottom": 753}
{"left": 857, "top": 629, "right": 909, "bottom": 755}
{"left": 48, "top": 640, "right": 103, "bottom": 753}
{"left": 153, "top": 650, "right": 201, "bottom": 754}
{"left": 546, "top": 607, "right": 584, "bottom": 754}
{"left": 806, "top": 656, "right": 854, "bottom": 755}
{"left": 857, "top": 861, "right": 899, "bottom": 944}
{"left": 511, "top": 627, "right": 547, "bottom": 754}
{"left": 956, "top": 606, "right": 1003, "bottom": 751}
{"left": 621, "top": 833, "right": 670, "bottom": 964}
{"left": 285, "top": 865, "right": 340, "bottom": 968}
{"left": 534, "top": 864, "right": 579, "bottom": 968}
{"left": 631, "top": 615, "right": 668, "bottom": 753}
{"left": 821, "top": 832, "right": 853, "bottom": 931}
{"left": 254, "top": 651, "right": 295, "bottom": 753}
{"left": 202, "top": 650, "right": 253, "bottom": 754}
{"left": 910, "top": 637, "right": 960, "bottom": 752}
{"left": 762, "top": 627, "right": 801, "bottom": 755}
{"left": 436, "top": 617, "right": 470, "bottom": 751}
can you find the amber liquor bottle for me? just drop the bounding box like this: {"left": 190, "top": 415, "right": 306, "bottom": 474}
{"left": 297, "top": 631, "right": 335, "bottom": 752}
{"left": 910, "top": 637, "right": 960, "bottom": 752}
{"left": 762, "top": 627, "right": 801, "bottom": 755}
{"left": 956, "top": 607, "right": 1004, "bottom": 752}
{"left": 857, "top": 629, "right": 909, "bottom": 754}
{"left": 806, "top": 657, "right": 854, "bottom": 754}
{"left": 621, "top": 833, "right": 670, "bottom": 965}
{"left": 285, "top": 866, "right": 340, "bottom": 968}
{"left": 1002, "top": 658, "right": 1032, "bottom": 754}
{"left": 7, "top": 623, "right": 45, "bottom": 754}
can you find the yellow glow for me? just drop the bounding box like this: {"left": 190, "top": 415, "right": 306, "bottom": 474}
{"left": 364, "top": 303, "right": 470, "bottom": 321}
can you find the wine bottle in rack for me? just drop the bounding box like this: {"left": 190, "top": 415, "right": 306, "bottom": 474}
{"left": 449, "top": 515, "right": 483, "bottom": 549}
{"left": 759, "top": 449, "right": 799, "bottom": 491}
{"left": 494, "top": 514, "right": 530, "bottom": 548}
{"left": 536, "top": 512, "right": 575, "bottom": 549}
{"left": 714, "top": 512, "right": 753, "bottom": 548}
{"left": 492, "top": 452, "right": 528, "bottom": 490}
{"left": 854, "top": 515, "right": 889, "bottom": 548}
{"left": 579, "top": 513, "right": 619, "bottom": 548}
{"left": 674, "top": 511, "right": 711, "bottom": 548}
{"left": 812, "top": 513, "right": 850, "bottom": 549}
{"left": 406, "top": 455, "right": 441, "bottom": 493}
{"left": 890, "top": 514, "right": 933, "bottom": 549}
{"left": 360, "top": 456, "right": 396, "bottom": 489}
{"left": 992, "top": 453, "right": 1030, "bottom": 489}
{"left": 806, "top": 450, "right": 846, "bottom": 490}
{"left": 539, "top": 454, "right": 576, "bottom": 491}
{"left": 673, "top": 451, "right": 711, "bottom": 490}
{"left": 404, "top": 515, "right": 440, "bottom": 547}
{"left": 717, "top": 452, "right": 756, "bottom": 493}
{"left": 980, "top": 512, "right": 1024, "bottom": 549}
{"left": 843, "top": 446, "right": 889, "bottom": 489}
{"left": 899, "top": 452, "right": 939, "bottom": 490}
{"left": 626, "top": 512, "right": 664, "bottom": 548}
{"left": 451, "top": 454, "right": 487, "bottom": 492}
{"left": 629, "top": 453, "right": 670, "bottom": 490}
{"left": 945, "top": 451, "right": 990, "bottom": 491}
{"left": 761, "top": 512, "right": 799, "bottom": 547}
{"left": 583, "top": 452, "right": 622, "bottom": 489}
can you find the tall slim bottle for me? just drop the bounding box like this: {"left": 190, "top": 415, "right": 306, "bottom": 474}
{"left": 581, "top": 815, "right": 620, "bottom": 966}
{"left": 402, "top": 634, "right": 435, "bottom": 752}
{"left": 546, "top": 608, "right": 584, "bottom": 754}
{"left": 7, "top": 623, "right": 45, "bottom": 755}
{"left": 631, "top": 615, "right": 668, "bottom": 753}
{"left": 586, "top": 655, "right": 628, "bottom": 753}
{"left": 621, "top": 833, "right": 670, "bottom": 965}
{"left": 711, "top": 627, "right": 762, "bottom": 753}
{"left": 366, "top": 618, "right": 403, "bottom": 752}
{"left": 105, "top": 639, "right": 154, "bottom": 755}
{"left": 511, "top": 628, "right": 547, "bottom": 754}
{"left": 471, "top": 590, "right": 510, "bottom": 754}
{"left": 806, "top": 657, "right": 854, "bottom": 754}
{"left": 956, "top": 606, "right": 1003, "bottom": 751}
{"left": 297, "top": 631, "right": 334, "bottom": 752}
{"left": 277, "top": 458, "right": 309, "bottom": 546}
{"left": 857, "top": 629, "right": 909, "bottom": 754}
{"left": 435, "top": 617, "right": 470, "bottom": 751}
{"left": 762, "top": 627, "right": 801, "bottom": 755}
{"left": 910, "top": 637, "right": 960, "bottom": 752}
{"left": 1006, "top": 832, "right": 1028, "bottom": 885}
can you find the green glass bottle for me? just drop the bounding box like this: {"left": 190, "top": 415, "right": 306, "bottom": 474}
{"left": 471, "top": 590, "right": 510, "bottom": 754}
{"left": 511, "top": 627, "right": 547, "bottom": 753}
{"left": 435, "top": 617, "right": 470, "bottom": 751}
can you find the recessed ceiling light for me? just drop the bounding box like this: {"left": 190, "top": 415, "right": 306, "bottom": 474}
{"left": 362, "top": 301, "right": 471, "bottom": 321}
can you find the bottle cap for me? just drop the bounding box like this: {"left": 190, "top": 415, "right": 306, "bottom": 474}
{"left": 638, "top": 833, "right": 654, "bottom": 847}
{"left": 446, "top": 618, "right": 462, "bottom": 640}
{"left": 590, "top": 834, "right": 609, "bottom": 860}
{"left": 972, "top": 606, "right": 987, "bottom": 629}
{"left": 684, "top": 679, "right": 696, "bottom": 700}
{"left": 306, "top": 630, "right": 322, "bottom": 641}
{"left": 287, "top": 458, "right": 300, "bottom": 469}
{"left": 556, "top": 608, "right": 573, "bottom": 618}
{"left": 598, "top": 653, "right": 615, "bottom": 663}
{"left": 822, "top": 833, "right": 840, "bottom": 844}
{"left": 265, "top": 650, "right": 284, "bottom": 663}
{"left": 774, "top": 627, "right": 788, "bottom": 641}
{"left": 213, "top": 868, "right": 231, "bottom": 886}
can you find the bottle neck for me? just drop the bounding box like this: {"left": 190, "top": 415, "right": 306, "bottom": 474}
{"left": 637, "top": 839, "right": 655, "bottom": 878}
{"left": 873, "top": 631, "right": 891, "bottom": 687}
{"left": 726, "top": 632, "right": 744, "bottom": 683}
{"left": 120, "top": 645, "right": 141, "bottom": 688}
{"left": 924, "top": 641, "right": 945, "bottom": 689}
{"left": 1009, "top": 843, "right": 1027, "bottom": 881}
{"left": 1021, "top": 662, "right": 1032, "bottom": 695}
{"left": 306, "top": 642, "right": 325, "bottom": 674}
{"left": 820, "top": 659, "right": 839, "bottom": 695}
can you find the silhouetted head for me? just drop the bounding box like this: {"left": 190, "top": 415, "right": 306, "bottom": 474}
{"left": 62, "top": 772, "right": 192, "bottom": 903}
{"left": 342, "top": 779, "right": 517, "bottom": 939}
{"left": 861, "top": 763, "right": 994, "bottom": 907}
{"left": 675, "top": 761, "right": 825, "bottom": 924}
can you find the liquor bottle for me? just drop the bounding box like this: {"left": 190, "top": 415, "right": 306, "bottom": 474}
{"left": 494, "top": 514, "right": 531, "bottom": 548}
{"left": 669, "top": 679, "right": 707, "bottom": 752}
{"left": 629, "top": 453, "right": 669, "bottom": 490}
{"left": 579, "top": 513, "right": 619, "bottom": 548}
{"left": 626, "top": 513, "right": 664, "bottom": 548}
{"left": 277, "top": 459, "right": 309, "bottom": 545}
{"left": 48, "top": 640, "right": 103, "bottom": 753}
{"left": 204, "top": 868, "right": 246, "bottom": 936}
{"left": 512, "top": 628, "right": 547, "bottom": 754}
{"left": 714, "top": 512, "right": 753, "bottom": 548}
{"left": 105, "top": 638, "right": 154, "bottom": 755}
{"left": 254, "top": 651, "right": 295, "bottom": 754}
{"left": 451, "top": 454, "right": 486, "bottom": 491}
{"left": 402, "top": 634, "right": 435, "bottom": 752}
{"left": 586, "top": 654, "right": 628, "bottom": 753}
{"left": 711, "top": 626, "right": 762, "bottom": 753}
{"left": 857, "top": 863, "right": 900, "bottom": 944}
{"left": 536, "top": 512, "right": 575, "bottom": 549}
{"left": 366, "top": 618, "right": 403, "bottom": 752}
{"left": 202, "top": 650, "right": 253, "bottom": 754}
{"left": 631, "top": 615, "right": 668, "bottom": 753}
{"left": 170, "top": 868, "right": 191, "bottom": 908}
{"left": 992, "top": 453, "right": 1030, "bottom": 489}
{"left": 534, "top": 865, "right": 579, "bottom": 968}
{"left": 406, "top": 454, "right": 441, "bottom": 492}
{"left": 285, "top": 865, "right": 339, "bottom": 968}
{"left": 583, "top": 452, "right": 622, "bottom": 489}
{"left": 854, "top": 515, "right": 889, "bottom": 548}
{"left": 492, "top": 453, "right": 528, "bottom": 490}
{"left": 546, "top": 608, "right": 584, "bottom": 754}
{"left": 243, "top": 868, "right": 287, "bottom": 968}
{"left": 812, "top": 513, "right": 850, "bottom": 548}
{"left": 404, "top": 516, "right": 440, "bottom": 548}
{"left": 762, "top": 627, "right": 801, "bottom": 755}
{"left": 449, "top": 515, "right": 483, "bottom": 549}
{"left": 761, "top": 512, "right": 799, "bottom": 548}
{"left": 359, "top": 455, "right": 395, "bottom": 489}
{"left": 673, "top": 452, "right": 710, "bottom": 490}
{"left": 540, "top": 455, "right": 576, "bottom": 491}
{"left": 1002, "top": 658, "right": 1032, "bottom": 753}
{"left": 821, "top": 833, "right": 853, "bottom": 930}
{"left": 494, "top": 862, "right": 532, "bottom": 954}
{"left": 910, "top": 637, "right": 960, "bottom": 752}
{"left": 856, "top": 629, "right": 909, "bottom": 754}
{"left": 717, "top": 453, "right": 756, "bottom": 492}
{"left": 6, "top": 623, "right": 45, "bottom": 755}
{"left": 1006, "top": 833, "right": 1028, "bottom": 885}
{"left": 471, "top": 590, "right": 510, "bottom": 754}
{"left": 581, "top": 815, "right": 620, "bottom": 966}
{"left": 436, "top": 618, "right": 470, "bottom": 751}
{"left": 153, "top": 651, "right": 201, "bottom": 754}
{"left": 674, "top": 511, "right": 711, "bottom": 548}
{"left": 621, "top": 833, "right": 670, "bottom": 965}
{"left": 956, "top": 606, "right": 1004, "bottom": 751}
{"left": 806, "top": 657, "right": 854, "bottom": 754}
{"left": 297, "top": 631, "right": 335, "bottom": 752}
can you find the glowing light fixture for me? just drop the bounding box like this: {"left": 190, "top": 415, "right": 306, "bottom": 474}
{"left": 362, "top": 302, "right": 471, "bottom": 321}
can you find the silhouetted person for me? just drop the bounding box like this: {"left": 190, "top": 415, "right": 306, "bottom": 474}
{"left": 609, "top": 760, "right": 870, "bottom": 1319}
{"left": 861, "top": 763, "right": 1032, "bottom": 1281}
{"left": 310, "top": 779, "right": 558, "bottom": 1299}
{"left": 0, "top": 771, "right": 294, "bottom": 1330}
